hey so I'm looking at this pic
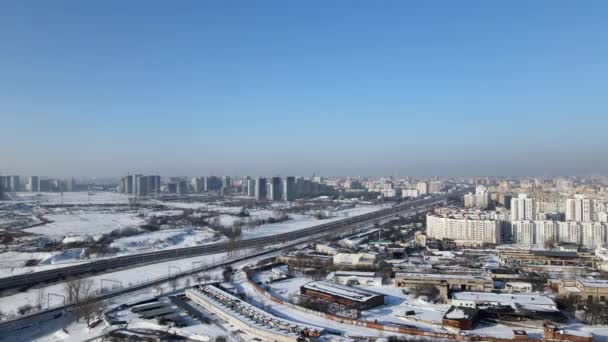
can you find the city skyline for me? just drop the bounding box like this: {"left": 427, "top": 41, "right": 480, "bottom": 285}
{"left": 2, "top": 1, "right": 608, "bottom": 177}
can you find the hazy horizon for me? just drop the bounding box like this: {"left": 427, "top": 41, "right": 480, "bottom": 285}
{"left": 2, "top": 1, "right": 607, "bottom": 177}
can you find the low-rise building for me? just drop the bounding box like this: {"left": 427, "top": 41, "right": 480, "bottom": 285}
{"left": 300, "top": 281, "right": 385, "bottom": 310}
{"left": 328, "top": 271, "right": 382, "bottom": 286}
{"left": 394, "top": 273, "right": 493, "bottom": 301}
{"left": 333, "top": 252, "right": 378, "bottom": 266}
{"left": 499, "top": 249, "right": 598, "bottom": 268}
{"left": 558, "top": 277, "right": 608, "bottom": 303}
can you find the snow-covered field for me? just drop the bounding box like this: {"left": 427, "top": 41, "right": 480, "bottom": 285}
{"left": 24, "top": 209, "right": 144, "bottom": 240}
{"left": 13, "top": 191, "right": 130, "bottom": 205}
{"left": 111, "top": 227, "right": 223, "bottom": 253}
{"left": 239, "top": 205, "right": 388, "bottom": 239}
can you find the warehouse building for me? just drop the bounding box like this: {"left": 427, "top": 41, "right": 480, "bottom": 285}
{"left": 300, "top": 281, "right": 385, "bottom": 310}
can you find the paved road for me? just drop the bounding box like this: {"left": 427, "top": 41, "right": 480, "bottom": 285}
{"left": 0, "top": 194, "right": 455, "bottom": 334}
{"left": 0, "top": 195, "right": 450, "bottom": 293}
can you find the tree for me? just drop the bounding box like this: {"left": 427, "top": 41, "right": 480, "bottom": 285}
{"left": 169, "top": 277, "right": 179, "bottom": 291}
{"left": 413, "top": 284, "right": 440, "bottom": 302}
{"left": 80, "top": 300, "right": 105, "bottom": 326}
{"left": 35, "top": 288, "right": 45, "bottom": 310}
{"left": 63, "top": 278, "right": 94, "bottom": 305}
{"left": 222, "top": 266, "right": 234, "bottom": 282}
{"left": 17, "top": 304, "right": 33, "bottom": 315}
{"left": 63, "top": 278, "right": 95, "bottom": 322}
{"left": 544, "top": 237, "right": 556, "bottom": 250}
{"left": 556, "top": 293, "right": 578, "bottom": 314}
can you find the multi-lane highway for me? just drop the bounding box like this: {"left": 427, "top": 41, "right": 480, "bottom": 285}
{"left": 0, "top": 194, "right": 455, "bottom": 334}
{"left": 0, "top": 195, "right": 448, "bottom": 293}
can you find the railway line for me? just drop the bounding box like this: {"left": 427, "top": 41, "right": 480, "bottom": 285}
{"left": 0, "top": 195, "right": 449, "bottom": 292}
{"left": 0, "top": 194, "right": 457, "bottom": 334}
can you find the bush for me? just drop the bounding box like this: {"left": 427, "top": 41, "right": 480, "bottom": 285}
{"left": 222, "top": 266, "right": 234, "bottom": 282}
{"left": 17, "top": 304, "right": 33, "bottom": 315}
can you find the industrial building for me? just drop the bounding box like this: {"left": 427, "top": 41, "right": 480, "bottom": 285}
{"left": 300, "top": 281, "right": 385, "bottom": 310}
{"left": 394, "top": 273, "right": 493, "bottom": 301}
{"left": 498, "top": 249, "right": 598, "bottom": 268}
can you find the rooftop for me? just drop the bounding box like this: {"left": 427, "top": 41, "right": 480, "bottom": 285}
{"left": 577, "top": 277, "right": 608, "bottom": 288}
{"left": 396, "top": 272, "right": 492, "bottom": 281}
{"left": 302, "top": 281, "right": 384, "bottom": 302}
{"left": 451, "top": 292, "right": 557, "bottom": 312}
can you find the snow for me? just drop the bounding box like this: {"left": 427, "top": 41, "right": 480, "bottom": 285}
{"left": 235, "top": 277, "right": 402, "bottom": 337}
{"left": 13, "top": 191, "right": 130, "bottom": 205}
{"left": 302, "top": 281, "right": 383, "bottom": 302}
{"left": 356, "top": 285, "right": 449, "bottom": 329}
{"left": 0, "top": 250, "right": 88, "bottom": 271}
{"left": 445, "top": 308, "right": 467, "bottom": 320}
{"left": 111, "top": 227, "right": 223, "bottom": 252}
{"left": 239, "top": 205, "right": 386, "bottom": 239}
{"left": 25, "top": 209, "right": 144, "bottom": 239}
{"left": 451, "top": 292, "right": 558, "bottom": 312}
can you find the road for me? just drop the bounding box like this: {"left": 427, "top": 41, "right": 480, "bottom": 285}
{"left": 0, "top": 195, "right": 449, "bottom": 293}
{"left": 0, "top": 194, "right": 454, "bottom": 334}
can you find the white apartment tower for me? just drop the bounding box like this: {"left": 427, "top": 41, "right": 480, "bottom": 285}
{"left": 511, "top": 194, "right": 536, "bottom": 221}
{"left": 417, "top": 181, "right": 429, "bottom": 195}
{"left": 566, "top": 195, "right": 595, "bottom": 222}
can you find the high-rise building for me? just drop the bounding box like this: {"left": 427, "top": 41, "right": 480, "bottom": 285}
{"left": 124, "top": 175, "right": 134, "bottom": 194}
{"left": 192, "top": 177, "right": 205, "bottom": 193}
{"left": 282, "top": 176, "right": 296, "bottom": 201}
{"left": 566, "top": 195, "right": 595, "bottom": 222}
{"left": 417, "top": 181, "right": 429, "bottom": 195}
{"left": 149, "top": 175, "right": 161, "bottom": 194}
{"left": 177, "top": 180, "right": 188, "bottom": 194}
{"left": 204, "top": 176, "right": 222, "bottom": 191}
{"left": 27, "top": 176, "right": 39, "bottom": 192}
{"left": 135, "top": 175, "right": 149, "bottom": 197}
{"left": 221, "top": 176, "right": 231, "bottom": 188}
{"left": 1, "top": 175, "right": 21, "bottom": 192}
{"left": 246, "top": 178, "right": 256, "bottom": 197}
{"left": 255, "top": 177, "right": 267, "bottom": 200}
{"left": 39, "top": 179, "right": 51, "bottom": 192}
{"left": 511, "top": 194, "right": 536, "bottom": 221}
{"left": 426, "top": 213, "right": 501, "bottom": 245}
{"left": 268, "top": 177, "right": 282, "bottom": 201}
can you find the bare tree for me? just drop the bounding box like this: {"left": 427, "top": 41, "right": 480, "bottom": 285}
{"left": 63, "top": 278, "right": 94, "bottom": 304}
{"left": 63, "top": 278, "right": 95, "bottom": 322}
{"left": 169, "top": 278, "right": 178, "bottom": 291}
{"left": 80, "top": 299, "right": 105, "bottom": 326}
{"left": 35, "top": 288, "right": 45, "bottom": 310}
{"left": 544, "top": 237, "right": 556, "bottom": 250}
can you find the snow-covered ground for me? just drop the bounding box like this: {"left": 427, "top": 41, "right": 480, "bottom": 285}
{"left": 235, "top": 273, "right": 416, "bottom": 337}
{"left": 239, "top": 205, "right": 388, "bottom": 239}
{"left": 13, "top": 192, "right": 130, "bottom": 205}
{"left": 24, "top": 209, "right": 144, "bottom": 240}
{"left": 111, "top": 227, "right": 223, "bottom": 253}
{"left": 252, "top": 270, "right": 449, "bottom": 333}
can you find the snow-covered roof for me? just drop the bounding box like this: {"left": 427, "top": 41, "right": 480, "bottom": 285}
{"left": 577, "top": 277, "right": 608, "bottom": 288}
{"left": 451, "top": 292, "right": 557, "bottom": 312}
{"left": 396, "top": 273, "right": 492, "bottom": 281}
{"left": 445, "top": 308, "right": 469, "bottom": 320}
{"left": 302, "top": 281, "right": 384, "bottom": 302}
{"left": 334, "top": 271, "right": 376, "bottom": 278}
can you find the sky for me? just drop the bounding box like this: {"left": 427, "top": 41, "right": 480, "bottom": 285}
{"left": 1, "top": 1, "right": 607, "bottom": 177}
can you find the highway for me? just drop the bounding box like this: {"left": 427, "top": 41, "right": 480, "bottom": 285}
{"left": 0, "top": 194, "right": 455, "bottom": 334}
{"left": 0, "top": 195, "right": 449, "bottom": 293}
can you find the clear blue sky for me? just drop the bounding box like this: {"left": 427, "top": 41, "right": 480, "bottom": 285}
{"left": 1, "top": 1, "right": 607, "bottom": 177}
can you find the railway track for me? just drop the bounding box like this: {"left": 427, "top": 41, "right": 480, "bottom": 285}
{"left": 0, "top": 195, "right": 448, "bottom": 292}
{"left": 0, "top": 194, "right": 455, "bottom": 334}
